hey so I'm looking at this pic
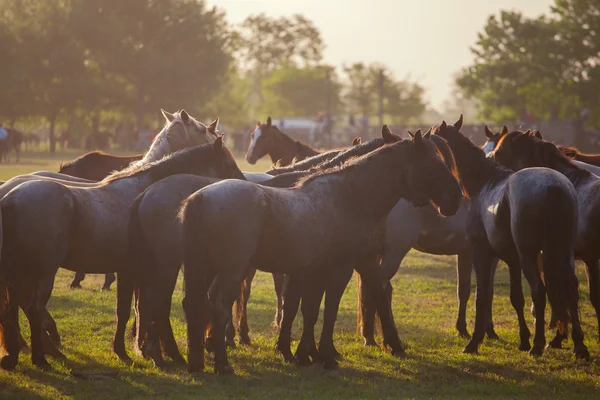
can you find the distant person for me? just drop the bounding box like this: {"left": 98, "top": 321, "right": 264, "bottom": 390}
{"left": 0, "top": 123, "right": 8, "bottom": 141}
{"left": 360, "top": 114, "right": 369, "bottom": 136}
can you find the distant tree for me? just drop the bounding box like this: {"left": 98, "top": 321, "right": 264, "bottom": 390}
{"left": 259, "top": 63, "right": 341, "bottom": 117}
{"left": 343, "top": 63, "right": 426, "bottom": 123}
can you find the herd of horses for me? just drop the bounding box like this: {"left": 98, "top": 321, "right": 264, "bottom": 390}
{"left": 0, "top": 110, "right": 599, "bottom": 376}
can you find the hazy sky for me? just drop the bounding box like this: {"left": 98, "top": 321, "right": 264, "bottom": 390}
{"left": 208, "top": 0, "right": 554, "bottom": 110}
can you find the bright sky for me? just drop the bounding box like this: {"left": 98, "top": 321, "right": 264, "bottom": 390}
{"left": 208, "top": 0, "right": 554, "bottom": 110}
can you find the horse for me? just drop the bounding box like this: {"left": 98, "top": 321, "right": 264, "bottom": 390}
{"left": 245, "top": 116, "right": 320, "bottom": 165}
{"left": 436, "top": 116, "right": 588, "bottom": 360}
{"left": 0, "top": 128, "right": 23, "bottom": 162}
{"left": 60, "top": 151, "right": 144, "bottom": 291}
{"left": 491, "top": 129, "right": 600, "bottom": 346}
{"left": 180, "top": 129, "right": 462, "bottom": 374}
{"left": 127, "top": 134, "right": 389, "bottom": 369}
{"left": 558, "top": 146, "right": 600, "bottom": 167}
{"left": 0, "top": 110, "right": 227, "bottom": 371}
{"left": 356, "top": 133, "right": 503, "bottom": 345}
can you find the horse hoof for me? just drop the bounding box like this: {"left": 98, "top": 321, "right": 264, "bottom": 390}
{"left": 333, "top": 349, "right": 343, "bottom": 361}
{"left": 575, "top": 346, "right": 590, "bottom": 361}
{"left": 169, "top": 354, "right": 187, "bottom": 366}
{"left": 117, "top": 353, "right": 133, "bottom": 366}
{"left": 70, "top": 283, "right": 82, "bottom": 290}
{"left": 100, "top": 286, "right": 112, "bottom": 292}
{"left": 547, "top": 337, "right": 564, "bottom": 349}
{"left": 239, "top": 336, "right": 252, "bottom": 346}
{"left": 215, "top": 364, "right": 235, "bottom": 376}
{"left": 50, "top": 351, "right": 67, "bottom": 361}
{"left": 188, "top": 362, "right": 205, "bottom": 373}
{"left": 518, "top": 341, "right": 532, "bottom": 352}
{"left": 322, "top": 359, "right": 339, "bottom": 370}
{"left": 295, "top": 352, "right": 313, "bottom": 367}
{"left": 486, "top": 330, "right": 500, "bottom": 340}
{"left": 457, "top": 329, "right": 471, "bottom": 339}
{"left": 270, "top": 321, "right": 281, "bottom": 331}
{"left": 529, "top": 346, "right": 544, "bottom": 357}
{"left": 33, "top": 357, "right": 52, "bottom": 371}
{"left": 0, "top": 356, "right": 17, "bottom": 371}
{"left": 462, "top": 341, "right": 479, "bottom": 355}
{"left": 391, "top": 348, "right": 407, "bottom": 358}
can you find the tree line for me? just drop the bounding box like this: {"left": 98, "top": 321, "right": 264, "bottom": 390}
{"left": 0, "top": 0, "right": 426, "bottom": 152}
{"left": 458, "top": 0, "right": 600, "bottom": 127}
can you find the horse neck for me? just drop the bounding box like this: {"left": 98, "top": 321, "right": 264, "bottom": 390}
{"left": 307, "top": 147, "right": 409, "bottom": 222}
{"left": 142, "top": 134, "right": 173, "bottom": 163}
{"left": 453, "top": 145, "right": 509, "bottom": 197}
{"left": 268, "top": 130, "right": 299, "bottom": 165}
{"left": 295, "top": 141, "right": 320, "bottom": 160}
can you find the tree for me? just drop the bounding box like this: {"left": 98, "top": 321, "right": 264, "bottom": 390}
{"left": 343, "top": 63, "right": 426, "bottom": 123}
{"left": 259, "top": 63, "right": 341, "bottom": 117}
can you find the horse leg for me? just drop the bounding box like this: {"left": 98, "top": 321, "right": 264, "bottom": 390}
{"left": 319, "top": 266, "right": 354, "bottom": 369}
{"left": 583, "top": 257, "right": 600, "bottom": 341}
{"left": 209, "top": 275, "right": 240, "bottom": 375}
{"left": 276, "top": 273, "right": 303, "bottom": 363}
{"left": 356, "top": 272, "right": 378, "bottom": 346}
{"left": 519, "top": 252, "right": 546, "bottom": 356}
{"left": 70, "top": 272, "right": 85, "bottom": 289}
{"left": 29, "top": 269, "right": 58, "bottom": 370}
{"left": 506, "top": 261, "right": 531, "bottom": 352}
{"left": 102, "top": 273, "right": 116, "bottom": 292}
{"left": 112, "top": 271, "right": 134, "bottom": 366}
{"left": 156, "top": 269, "right": 185, "bottom": 364}
{"left": 182, "top": 265, "right": 211, "bottom": 373}
{"left": 295, "top": 273, "right": 325, "bottom": 366}
{"left": 455, "top": 249, "right": 472, "bottom": 338}
{"left": 19, "top": 300, "right": 65, "bottom": 360}
{"left": 355, "top": 254, "right": 404, "bottom": 357}
{"left": 235, "top": 267, "right": 256, "bottom": 346}
{"left": 463, "top": 244, "right": 495, "bottom": 355}
{"left": 0, "top": 279, "right": 22, "bottom": 370}
{"left": 485, "top": 259, "right": 500, "bottom": 339}
{"left": 271, "top": 273, "right": 285, "bottom": 329}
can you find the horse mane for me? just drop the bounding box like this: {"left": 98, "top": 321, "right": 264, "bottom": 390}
{"left": 101, "top": 142, "right": 237, "bottom": 184}
{"left": 267, "top": 148, "right": 344, "bottom": 175}
{"left": 558, "top": 145, "right": 579, "bottom": 159}
{"left": 294, "top": 138, "right": 319, "bottom": 156}
{"left": 434, "top": 124, "right": 510, "bottom": 199}
{"left": 297, "top": 139, "right": 408, "bottom": 188}
{"left": 501, "top": 131, "right": 591, "bottom": 187}
{"left": 429, "top": 134, "right": 463, "bottom": 193}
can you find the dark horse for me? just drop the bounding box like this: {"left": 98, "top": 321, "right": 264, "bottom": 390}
{"left": 180, "top": 130, "right": 462, "bottom": 374}
{"left": 0, "top": 114, "right": 232, "bottom": 371}
{"left": 245, "top": 116, "right": 320, "bottom": 165}
{"left": 126, "top": 134, "right": 385, "bottom": 369}
{"left": 491, "top": 129, "right": 600, "bottom": 346}
{"left": 0, "top": 128, "right": 23, "bottom": 162}
{"left": 60, "top": 151, "right": 144, "bottom": 291}
{"left": 436, "top": 116, "right": 588, "bottom": 360}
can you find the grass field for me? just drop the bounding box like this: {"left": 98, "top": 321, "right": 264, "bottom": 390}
{"left": 0, "top": 149, "right": 599, "bottom": 399}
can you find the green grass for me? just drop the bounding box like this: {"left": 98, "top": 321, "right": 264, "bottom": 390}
{"left": 0, "top": 150, "right": 599, "bottom": 399}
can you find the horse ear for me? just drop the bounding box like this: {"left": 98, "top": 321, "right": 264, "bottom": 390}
{"left": 501, "top": 125, "right": 509, "bottom": 135}
{"left": 440, "top": 120, "right": 448, "bottom": 130}
{"left": 161, "top": 109, "right": 176, "bottom": 123}
{"left": 484, "top": 125, "right": 494, "bottom": 139}
{"left": 207, "top": 118, "right": 219, "bottom": 135}
{"left": 524, "top": 129, "right": 532, "bottom": 135}
{"left": 533, "top": 130, "right": 543, "bottom": 139}
{"left": 413, "top": 129, "right": 423, "bottom": 143}
{"left": 256, "top": 121, "right": 261, "bottom": 127}
{"left": 352, "top": 137, "right": 361, "bottom": 146}
{"left": 424, "top": 127, "right": 432, "bottom": 140}
{"left": 382, "top": 125, "right": 395, "bottom": 143}
{"left": 407, "top": 130, "right": 415, "bottom": 139}
{"left": 213, "top": 135, "right": 223, "bottom": 151}
{"left": 453, "top": 114, "right": 463, "bottom": 130}
{"left": 267, "top": 116, "right": 272, "bottom": 126}
{"left": 180, "top": 109, "right": 191, "bottom": 124}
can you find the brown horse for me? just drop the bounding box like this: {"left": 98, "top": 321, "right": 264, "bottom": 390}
{"left": 245, "top": 116, "right": 320, "bottom": 165}
{"left": 60, "top": 151, "right": 144, "bottom": 291}
{"left": 558, "top": 146, "right": 600, "bottom": 167}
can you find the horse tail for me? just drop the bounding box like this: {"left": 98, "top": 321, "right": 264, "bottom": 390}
{"left": 127, "top": 192, "right": 155, "bottom": 342}
{"left": 181, "top": 192, "right": 210, "bottom": 372}
{"left": 542, "top": 185, "right": 579, "bottom": 334}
